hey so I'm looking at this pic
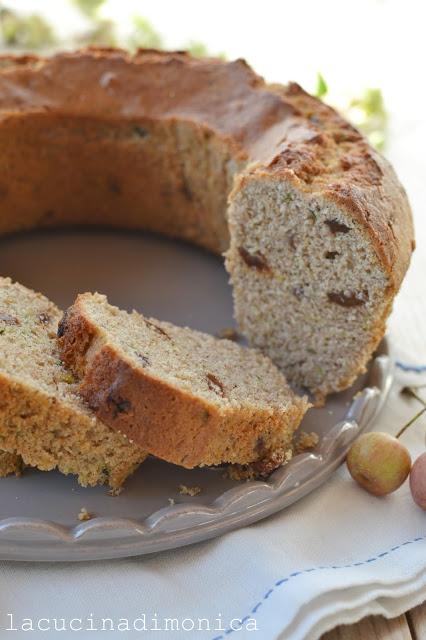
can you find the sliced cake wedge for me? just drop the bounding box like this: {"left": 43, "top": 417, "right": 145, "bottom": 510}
{"left": 0, "top": 278, "right": 147, "bottom": 487}
{"left": 58, "top": 292, "right": 310, "bottom": 472}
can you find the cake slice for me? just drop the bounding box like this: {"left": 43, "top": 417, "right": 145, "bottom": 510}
{"left": 0, "top": 278, "right": 147, "bottom": 487}
{"left": 58, "top": 293, "right": 309, "bottom": 472}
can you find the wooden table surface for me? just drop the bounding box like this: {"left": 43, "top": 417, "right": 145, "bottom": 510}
{"left": 321, "top": 601, "right": 425, "bottom": 639}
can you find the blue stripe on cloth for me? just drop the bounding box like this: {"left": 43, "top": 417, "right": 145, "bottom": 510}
{"left": 211, "top": 536, "right": 426, "bottom": 639}
{"left": 396, "top": 361, "right": 426, "bottom": 373}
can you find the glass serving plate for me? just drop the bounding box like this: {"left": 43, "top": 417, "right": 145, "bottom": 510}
{"left": 0, "top": 229, "right": 393, "bottom": 561}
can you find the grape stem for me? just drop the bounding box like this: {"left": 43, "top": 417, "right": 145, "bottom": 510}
{"left": 396, "top": 386, "right": 426, "bottom": 439}
{"left": 401, "top": 386, "right": 426, "bottom": 407}
{"left": 396, "top": 406, "right": 426, "bottom": 439}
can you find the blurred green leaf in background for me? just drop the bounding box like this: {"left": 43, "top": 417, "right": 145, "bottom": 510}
{"left": 72, "top": 0, "right": 106, "bottom": 18}
{"left": 185, "top": 40, "right": 225, "bottom": 60}
{"left": 315, "top": 72, "right": 328, "bottom": 99}
{"left": 72, "top": 0, "right": 117, "bottom": 46}
{"left": 348, "top": 87, "right": 388, "bottom": 150}
{"left": 315, "top": 72, "right": 388, "bottom": 150}
{"left": 128, "top": 15, "right": 163, "bottom": 51}
{"left": 0, "top": 7, "right": 56, "bottom": 49}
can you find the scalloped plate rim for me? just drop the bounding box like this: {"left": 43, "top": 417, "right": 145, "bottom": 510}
{"left": 0, "top": 338, "right": 393, "bottom": 561}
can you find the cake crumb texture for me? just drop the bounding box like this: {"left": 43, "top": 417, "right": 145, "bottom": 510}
{"left": 0, "top": 450, "right": 23, "bottom": 477}
{"left": 179, "top": 484, "right": 201, "bottom": 497}
{"left": 0, "top": 277, "right": 147, "bottom": 488}
{"left": 58, "top": 291, "right": 309, "bottom": 473}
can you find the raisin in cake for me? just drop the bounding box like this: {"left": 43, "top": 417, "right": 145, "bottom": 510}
{"left": 58, "top": 292, "right": 309, "bottom": 471}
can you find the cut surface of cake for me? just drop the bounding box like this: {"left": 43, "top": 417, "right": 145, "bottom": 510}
{"left": 225, "top": 169, "right": 404, "bottom": 401}
{"left": 0, "top": 278, "right": 147, "bottom": 487}
{"left": 58, "top": 292, "right": 309, "bottom": 471}
{"left": 0, "top": 451, "right": 23, "bottom": 477}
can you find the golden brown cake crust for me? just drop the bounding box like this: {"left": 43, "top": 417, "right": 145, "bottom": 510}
{"left": 0, "top": 47, "right": 413, "bottom": 291}
{"left": 265, "top": 82, "right": 414, "bottom": 294}
{"left": 57, "top": 294, "right": 309, "bottom": 470}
